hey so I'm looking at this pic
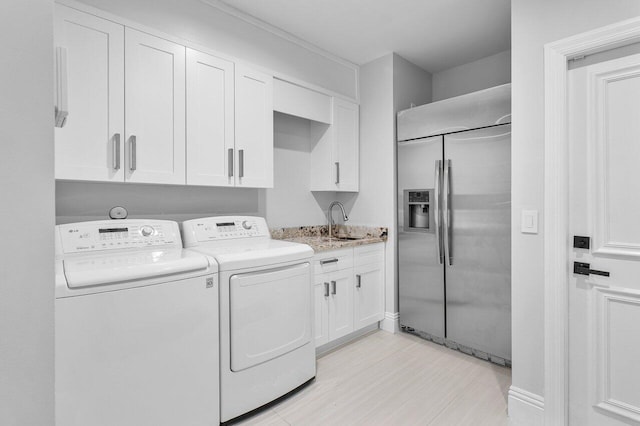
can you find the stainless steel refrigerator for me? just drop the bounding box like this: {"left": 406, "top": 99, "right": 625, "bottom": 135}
{"left": 397, "top": 84, "right": 511, "bottom": 364}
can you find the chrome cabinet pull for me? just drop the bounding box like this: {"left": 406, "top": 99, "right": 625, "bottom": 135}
{"left": 239, "top": 149, "right": 244, "bottom": 178}
{"left": 443, "top": 159, "right": 452, "bottom": 266}
{"left": 356, "top": 274, "right": 361, "bottom": 288}
{"left": 320, "top": 258, "right": 339, "bottom": 265}
{"left": 228, "top": 148, "right": 234, "bottom": 177}
{"left": 331, "top": 280, "right": 337, "bottom": 295}
{"left": 324, "top": 282, "right": 330, "bottom": 297}
{"left": 335, "top": 162, "right": 340, "bottom": 184}
{"left": 129, "top": 135, "right": 137, "bottom": 171}
{"left": 113, "top": 133, "right": 121, "bottom": 170}
{"left": 434, "top": 160, "right": 442, "bottom": 264}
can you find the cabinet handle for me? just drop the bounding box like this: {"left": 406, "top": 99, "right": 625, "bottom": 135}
{"left": 324, "top": 282, "right": 330, "bottom": 297}
{"left": 320, "top": 258, "right": 339, "bottom": 265}
{"left": 335, "top": 162, "right": 340, "bottom": 184}
{"left": 239, "top": 149, "right": 244, "bottom": 178}
{"left": 356, "top": 274, "right": 361, "bottom": 288}
{"left": 129, "top": 135, "right": 137, "bottom": 171}
{"left": 228, "top": 148, "right": 234, "bottom": 177}
{"left": 113, "top": 133, "right": 121, "bottom": 170}
{"left": 331, "top": 280, "right": 337, "bottom": 295}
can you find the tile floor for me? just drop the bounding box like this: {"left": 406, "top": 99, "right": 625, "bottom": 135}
{"left": 235, "top": 330, "right": 511, "bottom": 425}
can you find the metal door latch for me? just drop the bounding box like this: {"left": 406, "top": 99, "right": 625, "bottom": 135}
{"left": 573, "top": 262, "right": 610, "bottom": 277}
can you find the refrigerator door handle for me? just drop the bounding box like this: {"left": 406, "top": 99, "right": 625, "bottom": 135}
{"left": 443, "top": 159, "right": 452, "bottom": 266}
{"left": 434, "top": 160, "right": 443, "bottom": 264}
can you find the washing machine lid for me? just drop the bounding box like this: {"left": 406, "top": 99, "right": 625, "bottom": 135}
{"left": 63, "top": 248, "right": 213, "bottom": 288}
{"left": 191, "top": 239, "right": 313, "bottom": 271}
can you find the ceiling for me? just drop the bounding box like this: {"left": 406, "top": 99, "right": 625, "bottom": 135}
{"left": 212, "top": 0, "right": 510, "bottom": 73}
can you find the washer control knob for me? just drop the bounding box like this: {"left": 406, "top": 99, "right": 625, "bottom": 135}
{"left": 242, "top": 220, "right": 253, "bottom": 230}
{"left": 140, "top": 226, "right": 154, "bottom": 237}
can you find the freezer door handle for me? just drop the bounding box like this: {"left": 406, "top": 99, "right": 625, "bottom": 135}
{"left": 434, "top": 160, "right": 443, "bottom": 264}
{"left": 443, "top": 159, "right": 452, "bottom": 266}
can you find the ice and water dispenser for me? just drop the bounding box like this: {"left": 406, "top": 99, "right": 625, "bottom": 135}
{"left": 403, "top": 189, "right": 434, "bottom": 233}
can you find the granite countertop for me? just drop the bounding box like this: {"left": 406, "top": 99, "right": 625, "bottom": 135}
{"left": 270, "top": 224, "right": 387, "bottom": 253}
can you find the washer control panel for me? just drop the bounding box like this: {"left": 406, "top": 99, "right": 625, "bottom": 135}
{"left": 185, "top": 216, "right": 269, "bottom": 242}
{"left": 57, "top": 220, "right": 181, "bottom": 254}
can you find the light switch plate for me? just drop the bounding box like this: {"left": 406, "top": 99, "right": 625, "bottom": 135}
{"left": 521, "top": 210, "right": 538, "bottom": 234}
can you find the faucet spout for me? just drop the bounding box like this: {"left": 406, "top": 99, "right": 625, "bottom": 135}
{"left": 328, "top": 201, "right": 349, "bottom": 239}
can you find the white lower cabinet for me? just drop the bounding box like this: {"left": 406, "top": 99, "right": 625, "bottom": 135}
{"left": 354, "top": 244, "right": 385, "bottom": 329}
{"left": 314, "top": 243, "right": 385, "bottom": 348}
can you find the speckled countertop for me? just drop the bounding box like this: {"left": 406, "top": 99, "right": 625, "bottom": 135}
{"left": 270, "top": 224, "right": 387, "bottom": 252}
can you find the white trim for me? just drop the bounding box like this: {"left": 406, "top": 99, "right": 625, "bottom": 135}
{"left": 508, "top": 386, "right": 545, "bottom": 426}
{"left": 56, "top": 0, "right": 359, "bottom": 102}
{"left": 543, "top": 16, "right": 640, "bottom": 426}
{"left": 380, "top": 311, "right": 399, "bottom": 333}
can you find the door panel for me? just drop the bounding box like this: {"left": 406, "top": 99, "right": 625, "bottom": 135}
{"left": 569, "top": 53, "right": 640, "bottom": 425}
{"left": 229, "top": 263, "right": 311, "bottom": 372}
{"left": 444, "top": 125, "right": 511, "bottom": 360}
{"left": 397, "top": 136, "right": 445, "bottom": 340}
{"left": 314, "top": 280, "right": 329, "bottom": 347}
{"left": 54, "top": 5, "right": 124, "bottom": 181}
{"left": 328, "top": 269, "right": 354, "bottom": 340}
{"left": 354, "top": 263, "right": 384, "bottom": 329}
{"left": 235, "top": 65, "right": 273, "bottom": 188}
{"left": 334, "top": 98, "right": 359, "bottom": 191}
{"left": 125, "top": 29, "right": 185, "bottom": 184}
{"left": 186, "top": 48, "right": 234, "bottom": 186}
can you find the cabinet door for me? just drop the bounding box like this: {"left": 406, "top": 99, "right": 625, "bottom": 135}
{"left": 125, "top": 28, "right": 185, "bottom": 184}
{"left": 314, "top": 281, "right": 330, "bottom": 347}
{"left": 54, "top": 5, "right": 124, "bottom": 181}
{"left": 328, "top": 269, "right": 354, "bottom": 340}
{"left": 186, "top": 49, "right": 234, "bottom": 186}
{"left": 235, "top": 64, "right": 273, "bottom": 188}
{"left": 354, "top": 262, "right": 385, "bottom": 329}
{"left": 333, "top": 98, "right": 359, "bottom": 191}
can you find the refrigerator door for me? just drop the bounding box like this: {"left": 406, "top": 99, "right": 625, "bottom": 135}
{"left": 398, "top": 135, "right": 445, "bottom": 340}
{"left": 444, "top": 124, "right": 511, "bottom": 361}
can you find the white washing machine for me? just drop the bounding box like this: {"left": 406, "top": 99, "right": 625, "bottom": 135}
{"left": 55, "top": 219, "right": 219, "bottom": 426}
{"left": 182, "top": 216, "right": 315, "bottom": 424}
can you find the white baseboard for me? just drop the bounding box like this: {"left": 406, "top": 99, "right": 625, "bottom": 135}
{"left": 508, "top": 386, "right": 545, "bottom": 426}
{"left": 380, "top": 312, "right": 399, "bottom": 333}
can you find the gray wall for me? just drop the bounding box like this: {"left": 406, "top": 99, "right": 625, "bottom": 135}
{"left": 432, "top": 49, "right": 511, "bottom": 101}
{"left": 73, "top": 0, "right": 358, "bottom": 99}
{"left": 0, "top": 0, "right": 55, "bottom": 424}
{"left": 511, "top": 0, "right": 640, "bottom": 403}
{"left": 354, "top": 53, "right": 432, "bottom": 324}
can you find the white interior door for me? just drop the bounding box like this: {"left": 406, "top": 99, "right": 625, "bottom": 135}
{"left": 125, "top": 28, "right": 185, "bottom": 184}
{"left": 186, "top": 48, "right": 234, "bottom": 187}
{"left": 54, "top": 5, "right": 124, "bottom": 182}
{"left": 568, "top": 53, "right": 640, "bottom": 425}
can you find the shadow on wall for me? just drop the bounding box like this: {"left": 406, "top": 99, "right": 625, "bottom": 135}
{"left": 55, "top": 180, "right": 261, "bottom": 224}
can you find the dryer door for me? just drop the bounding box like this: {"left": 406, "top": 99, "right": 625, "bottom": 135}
{"left": 229, "top": 262, "right": 312, "bottom": 372}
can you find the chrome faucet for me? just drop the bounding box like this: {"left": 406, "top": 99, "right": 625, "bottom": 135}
{"left": 327, "top": 201, "right": 349, "bottom": 239}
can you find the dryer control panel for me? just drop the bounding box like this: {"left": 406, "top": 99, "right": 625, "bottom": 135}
{"left": 56, "top": 220, "right": 181, "bottom": 254}
{"left": 183, "top": 216, "right": 269, "bottom": 244}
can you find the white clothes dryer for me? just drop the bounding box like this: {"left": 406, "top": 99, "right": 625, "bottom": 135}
{"left": 182, "top": 216, "right": 315, "bottom": 424}
{"left": 55, "top": 220, "right": 219, "bottom": 426}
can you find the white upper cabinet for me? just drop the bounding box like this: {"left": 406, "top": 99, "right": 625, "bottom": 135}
{"left": 234, "top": 65, "right": 274, "bottom": 188}
{"left": 273, "top": 79, "right": 331, "bottom": 124}
{"left": 54, "top": 5, "right": 124, "bottom": 182}
{"left": 186, "top": 49, "right": 235, "bottom": 187}
{"left": 310, "top": 98, "right": 359, "bottom": 192}
{"left": 125, "top": 29, "right": 186, "bottom": 185}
